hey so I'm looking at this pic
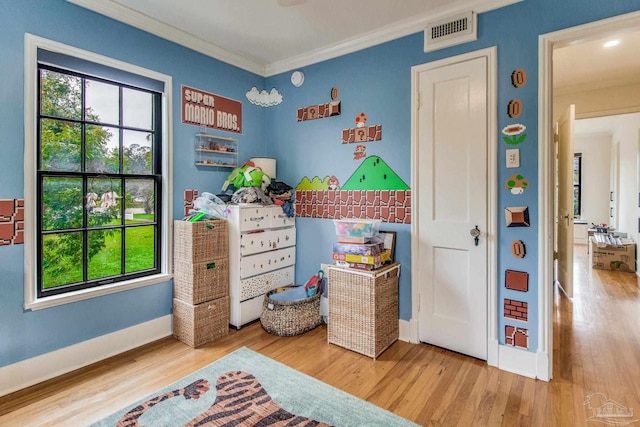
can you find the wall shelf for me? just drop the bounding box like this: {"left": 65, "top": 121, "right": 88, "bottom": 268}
{"left": 195, "top": 132, "right": 238, "bottom": 168}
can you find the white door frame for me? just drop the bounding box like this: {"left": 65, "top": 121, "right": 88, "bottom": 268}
{"left": 410, "top": 46, "right": 499, "bottom": 367}
{"left": 539, "top": 10, "right": 640, "bottom": 382}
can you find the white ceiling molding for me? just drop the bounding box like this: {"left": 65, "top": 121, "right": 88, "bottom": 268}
{"left": 68, "top": 0, "right": 521, "bottom": 77}
{"left": 66, "top": 0, "right": 266, "bottom": 75}
{"left": 265, "top": 0, "right": 520, "bottom": 76}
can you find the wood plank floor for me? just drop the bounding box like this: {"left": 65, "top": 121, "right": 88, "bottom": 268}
{"left": 1, "top": 246, "right": 639, "bottom": 426}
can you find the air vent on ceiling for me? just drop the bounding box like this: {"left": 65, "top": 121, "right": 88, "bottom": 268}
{"left": 424, "top": 12, "right": 477, "bottom": 53}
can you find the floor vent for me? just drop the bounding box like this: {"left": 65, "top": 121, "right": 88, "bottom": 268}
{"left": 424, "top": 12, "right": 477, "bottom": 53}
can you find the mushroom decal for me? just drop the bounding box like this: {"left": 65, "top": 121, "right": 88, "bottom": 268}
{"left": 502, "top": 123, "right": 526, "bottom": 145}
{"left": 505, "top": 173, "right": 529, "bottom": 194}
{"left": 354, "top": 112, "right": 367, "bottom": 128}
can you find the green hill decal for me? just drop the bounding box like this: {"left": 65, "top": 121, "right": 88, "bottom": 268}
{"left": 296, "top": 176, "right": 330, "bottom": 190}
{"left": 342, "top": 156, "right": 409, "bottom": 190}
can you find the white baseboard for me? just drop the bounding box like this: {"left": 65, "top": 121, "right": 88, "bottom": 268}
{"left": 498, "top": 345, "right": 538, "bottom": 379}
{"left": 487, "top": 338, "right": 499, "bottom": 367}
{"left": 536, "top": 349, "right": 551, "bottom": 381}
{"left": 0, "top": 315, "right": 172, "bottom": 398}
{"left": 399, "top": 318, "right": 418, "bottom": 343}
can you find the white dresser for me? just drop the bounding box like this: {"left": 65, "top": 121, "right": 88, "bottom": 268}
{"left": 227, "top": 204, "right": 296, "bottom": 328}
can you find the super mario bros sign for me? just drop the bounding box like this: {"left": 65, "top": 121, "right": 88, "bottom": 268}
{"left": 181, "top": 85, "right": 242, "bottom": 134}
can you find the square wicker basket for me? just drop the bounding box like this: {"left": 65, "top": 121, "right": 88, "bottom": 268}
{"left": 173, "top": 296, "right": 229, "bottom": 347}
{"left": 327, "top": 263, "right": 399, "bottom": 359}
{"left": 174, "top": 258, "right": 229, "bottom": 305}
{"left": 173, "top": 219, "right": 228, "bottom": 263}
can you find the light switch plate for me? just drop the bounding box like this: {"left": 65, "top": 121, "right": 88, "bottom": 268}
{"left": 506, "top": 149, "right": 520, "bottom": 168}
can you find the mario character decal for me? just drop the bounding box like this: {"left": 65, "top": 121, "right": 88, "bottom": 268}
{"left": 327, "top": 176, "right": 340, "bottom": 190}
{"left": 353, "top": 145, "right": 366, "bottom": 160}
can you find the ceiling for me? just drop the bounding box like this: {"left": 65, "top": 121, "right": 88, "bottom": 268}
{"left": 68, "top": 0, "right": 520, "bottom": 76}
{"left": 554, "top": 29, "right": 640, "bottom": 95}
{"left": 555, "top": 29, "right": 640, "bottom": 135}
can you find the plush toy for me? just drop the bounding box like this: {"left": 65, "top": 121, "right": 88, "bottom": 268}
{"left": 221, "top": 162, "right": 267, "bottom": 192}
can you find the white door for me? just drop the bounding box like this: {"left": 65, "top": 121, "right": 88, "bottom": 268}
{"left": 416, "top": 55, "right": 488, "bottom": 360}
{"left": 556, "top": 105, "right": 575, "bottom": 297}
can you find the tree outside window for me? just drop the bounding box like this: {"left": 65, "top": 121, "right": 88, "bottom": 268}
{"left": 38, "top": 66, "right": 161, "bottom": 296}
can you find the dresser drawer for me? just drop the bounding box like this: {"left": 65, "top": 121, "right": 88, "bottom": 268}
{"left": 269, "top": 206, "right": 295, "bottom": 228}
{"left": 238, "top": 206, "right": 273, "bottom": 232}
{"left": 239, "top": 265, "right": 295, "bottom": 301}
{"left": 240, "top": 246, "right": 295, "bottom": 279}
{"left": 240, "top": 228, "right": 296, "bottom": 256}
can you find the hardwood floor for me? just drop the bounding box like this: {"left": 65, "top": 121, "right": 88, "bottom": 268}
{"left": 1, "top": 246, "right": 639, "bottom": 426}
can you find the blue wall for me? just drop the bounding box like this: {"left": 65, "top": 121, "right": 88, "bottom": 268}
{"left": 263, "top": 0, "right": 640, "bottom": 353}
{"left": 2, "top": 0, "right": 639, "bottom": 369}
{"left": 0, "top": 0, "right": 265, "bottom": 367}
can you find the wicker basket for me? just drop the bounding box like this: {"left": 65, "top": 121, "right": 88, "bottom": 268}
{"left": 261, "top": 290, "right": 322, "bottom": 336}
{"left": 174, "top": 219, "right": 228, "bottom": 263}
{"left": 327, "top": 263, "right": 399, "bottom": 359}
{"left": 174, "top": 258, "right": 229, "bottom": 305}
{"left": 173, "top": 297, "right": 229, "bottom": 347}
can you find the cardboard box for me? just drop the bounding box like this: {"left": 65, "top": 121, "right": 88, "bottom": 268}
{"left": 590, "top": 239, "right": 636, "bottom": 272}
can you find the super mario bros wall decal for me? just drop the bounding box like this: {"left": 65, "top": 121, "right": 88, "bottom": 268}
{"left": 505, "top": 206, "right": 530, "bottom": 227}
{"left": 505, "top": 173, "right": 529, "bottom": 194}
{"left": 295, "top": 156, "right": 411, "bottom": 223}
{"left": 508, "top": 99, "right": 523, "bottom": 118}
{"left": 511, "top": 240, "right": 526, "bottom": 258}
{"left": 0, "top": 199, "right": 24, "bottom": 245}
{"left": 342, "top": 112, "right": 382, "bottom": 143}
{"left": 184, "top": 189, "right": 198, "bottom": 216}
{"left": 502, "top": 123, "right": 526, "bottom": 145}
{"left": 297, "top": 89, "right": 341, "bottom": 121}
{"left": 504, "top": 299, "right": 528, "bottom": 322}
{"left": 297, "top": 101, "right": 341, "bottom": 121}
{"left": 511, "top": 69, "right": 527, "bottom": 88}
{"left": 505, "top": 325, "right": 529, "bottom": 349}
{"left": 353, "top": 145, "right": 366, "bottom": 160}
{"left": 505, "top": 269, "right": 528, "bottom": 292}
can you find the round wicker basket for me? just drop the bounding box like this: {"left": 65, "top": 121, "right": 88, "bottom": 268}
{"left": 260, "top": 289, "right": 322, "bottom": 336}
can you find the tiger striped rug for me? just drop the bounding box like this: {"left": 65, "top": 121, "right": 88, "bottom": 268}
{"left": 91, "top": 347, "right": 418, "bottom": 427}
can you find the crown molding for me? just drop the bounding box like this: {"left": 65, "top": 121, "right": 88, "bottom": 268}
{"left": 68, "top": 0, "right": 521, "bottom": 78}
{"left": 66, "top": 0, "right": 266, "bottom": 76}
{"left": 265, "top": 0, "right": 522, "bottom": 76}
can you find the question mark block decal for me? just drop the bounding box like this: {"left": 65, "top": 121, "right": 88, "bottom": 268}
{"left": 341, "top": 125, "right": 382, "bottom": 144}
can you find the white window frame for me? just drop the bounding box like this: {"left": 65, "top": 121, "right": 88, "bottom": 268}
{"left": 23, "top": 34, "right": 173, "bottom": 310}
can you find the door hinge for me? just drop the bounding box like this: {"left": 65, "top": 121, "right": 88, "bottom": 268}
{"left": 553, "top": 133, "right": 559, "bottom": 143}
{"left": 553, "top": 250, "right": 559, "bottom": 260}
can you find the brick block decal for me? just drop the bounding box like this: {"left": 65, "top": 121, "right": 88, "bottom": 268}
{"left": 0, "top": 199, "right": 25, "bottom": 245}
{"left": 505, "top": 325, "right": 529, "bottom": 350}
{"left": 297, "top": 101, "right": 341, "bottom": 122}
{"left": 295, "top": 190, "right": 411, "bottom": 224}
{"left": 504, "top": 298, "right": 528, "bottom": 321}
{"left": 505, "top": 269, "right": 528, "bottom": 292}
{"left": 184, "top": 189, "right": 198, "bottom": 216}
{"left": 341, "top": 125, "right": 382, "bottom": 143}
